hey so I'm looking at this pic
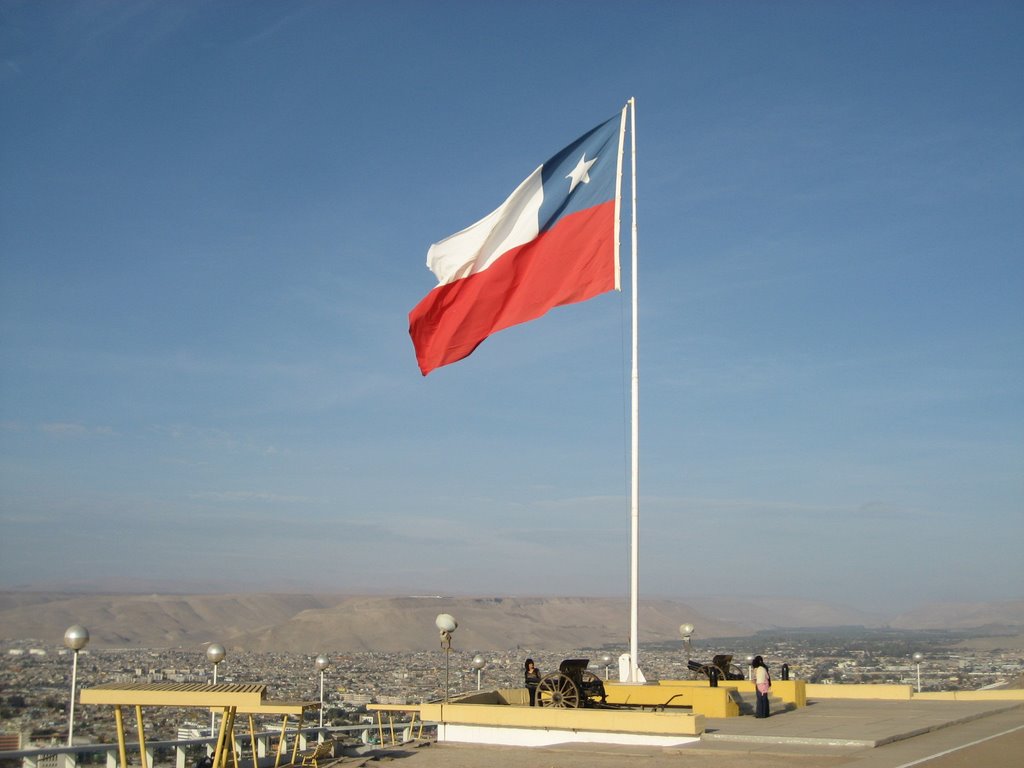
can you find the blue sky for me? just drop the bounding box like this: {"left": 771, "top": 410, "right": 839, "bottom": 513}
{"left": 1, "top": 0, "right": 1021, "bottom": 614}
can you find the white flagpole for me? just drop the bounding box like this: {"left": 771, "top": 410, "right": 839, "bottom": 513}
{"left": 613, "top": 106, "right": 626, "bottom": 292}
{"left": 628, "top": 97, "right": 641, "bottom": 683}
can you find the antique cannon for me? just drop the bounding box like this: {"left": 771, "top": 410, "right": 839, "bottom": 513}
{"left": 536, "top": 659, "right": 607, "bottom": 708}
{"left": 687, "top": 653, "right": 746, "bottom": 682}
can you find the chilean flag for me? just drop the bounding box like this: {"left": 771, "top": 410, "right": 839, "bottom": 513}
{"left": 409, "top": 111, "right": 625, "bottom": 376}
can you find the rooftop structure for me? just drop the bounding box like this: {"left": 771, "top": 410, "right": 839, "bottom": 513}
{"left": 79, "top": 683, "right": 319, "bottom": 768}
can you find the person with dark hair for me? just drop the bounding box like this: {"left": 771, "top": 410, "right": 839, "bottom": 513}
{"left": 524, "top": 658, "right": 540, "bottom": 706}
{"left": 751, "top": 655, "right": 771, "bottom": 718}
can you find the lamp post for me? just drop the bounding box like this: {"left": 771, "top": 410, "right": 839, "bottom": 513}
{"left": 679, "top": 624, "right": 694, "bottom": 678}
{"left": 472, "top": 655, "right": 486, "bottom": 691}
{"left": 746, "top": 654, "right": 755, "bottom": 681}
{"left": 912, "top": 652, "right": 924, "bottom": 693}
{"left": 600, "top": 653, "right": 613, "bottom": 681}
{"left": 435, "top": 614, "right": 457, "bottom": 702}
{"left": 315, "top": 654, "right": 330, "bottom": 728}
{"left": 64, "top": 625, "right": 89, "bottom": 747}
{"left": 206, "top": 644, "right": 225, "bottom": 738}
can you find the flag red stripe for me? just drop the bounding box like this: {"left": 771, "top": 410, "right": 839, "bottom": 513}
{"left": 409, "top": 201, "right": 616, "bottom": 376}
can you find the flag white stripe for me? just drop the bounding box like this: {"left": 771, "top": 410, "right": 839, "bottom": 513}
{"left": 426, "top": 166, "right": 544, "bottom": 286}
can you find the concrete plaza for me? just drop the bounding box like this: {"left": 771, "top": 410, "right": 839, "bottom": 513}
{"left": 355, "top": 698, "right": 1024, "bottom": 768}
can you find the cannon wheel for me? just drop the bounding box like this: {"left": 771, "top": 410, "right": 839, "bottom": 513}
{"left": 536, "top": 672, "right": 580, "bottom": 708}
{"left": 699, "top": 662, "right": 745, "bottom": 681}
{"left": 698, "top": 664, "right": 719, "bottom": 681}
{"left": 580, "top": 670, "right": 607, "bottom": 704}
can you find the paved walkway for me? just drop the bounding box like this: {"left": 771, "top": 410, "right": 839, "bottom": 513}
{"left": 700, "top": 698, "right": 1020, "bottom": 748}
{"left": 348, "top": 699, "right": 1024, "bottom": 768}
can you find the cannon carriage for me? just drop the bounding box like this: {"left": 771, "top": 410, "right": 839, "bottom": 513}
{"left": 687, "top": 653, "right": 746, "bottom": 682}
{"left": 536, "top": 659, "right": 608, "bottom": 708}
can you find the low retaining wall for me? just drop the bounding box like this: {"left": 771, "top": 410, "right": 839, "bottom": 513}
{"left": 806, "top": 684, "right": 1024, "bottom": 702}
{"left": 604, "top": 682, "right": 738, "bottom": 717}
{"left": 654, "top": 678, "right": 807, "bottom": 709}
{"left": 805, "top": 683, "right": 913, "bottom": 700}
{"left": 913, "top": 690, "right": 1024, "bottom": 702}
{"left": 420, "top": 702, "right": 703, "bottom": 734}
{"left": 418, "top": 701, "right": 704, "bottom": 747}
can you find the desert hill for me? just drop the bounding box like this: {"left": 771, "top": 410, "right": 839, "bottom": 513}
{"left": 0, "top": 592, "right": 345, "bottom": 649}
{"left": 1, "top": 592, "right": 1020, "bottom": 652}
{"left": 683, "top": 595, "right": 886, "bottom": 628}
{"left": 887, "top": 600, "right": 1024, "bottom": 630}
{"left": 228, "top": 596, "right": 764, "bottom": 653}
{"left": 0, "top": 593, "right": 749, "bottom": 652}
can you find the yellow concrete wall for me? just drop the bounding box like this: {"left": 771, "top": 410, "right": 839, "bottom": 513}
{"left": 418, "top": 702, "right": 704, "bottom": 736}
{"left": 501, "top": 688, "right": 530, "bottom": 706}
{"left": 771, "top": 680, "right": 807, "bottom": 707}
{"left": 659, "top": 680, "right": 1024, "bottom": 704}
{"left": 692, "top": 687, "right": 739, "bottom": 718}
{"left": 805, "top": 683, "right": 912, "bottom": 700}
{"left": 450, "top": 691, "right": 505, "bottom": 705}
{"left": 451, "top": 688, "right": 531, "bottom": 706}
{"left": 914, "top": 690, "right": 1024, "bottom": 702}
{"left": 657, "top": 679, "right": 806, "bottom": 708}
{"left": 654, "top": 679, "right": 1024, "bottom": 704}
{"left": 604, "top": 683, "right": 737, "bottom": 717}
{"left": 660, "top": 679, "right": 749, "bottom": 694}
{"left": 605, "top": 682, "right": 695, "bottom": 707}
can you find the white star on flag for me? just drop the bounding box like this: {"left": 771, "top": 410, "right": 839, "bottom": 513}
{"left": 565, "top": 152, "right": 598, "bottom": 192}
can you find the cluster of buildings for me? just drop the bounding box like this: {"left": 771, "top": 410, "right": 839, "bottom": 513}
{"left": 1, "top": 631, "right": 1020, "bottom": 749}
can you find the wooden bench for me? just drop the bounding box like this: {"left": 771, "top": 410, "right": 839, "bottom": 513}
{"left": 296, "top": 739, "right": 335, "bottom": 768}
{"left": 280, "top": 736, "right": 365, "bottom": 768}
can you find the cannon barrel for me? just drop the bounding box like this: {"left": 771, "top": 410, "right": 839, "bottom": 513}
{"left": 689, "top": 654, "right": 746, "bottom": 681}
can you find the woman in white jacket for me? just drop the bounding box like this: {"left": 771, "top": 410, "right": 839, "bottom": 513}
{"left": 752, "top": 655, "right": 771, "bottom": 718}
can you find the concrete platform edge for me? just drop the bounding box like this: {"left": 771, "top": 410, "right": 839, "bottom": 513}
{"left": 701, "top": 701, "right": 1024, "bottom": 750}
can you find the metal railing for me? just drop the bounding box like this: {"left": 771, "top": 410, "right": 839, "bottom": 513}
{"left": 0, "top": 723, "right": 420, "bottom": 768}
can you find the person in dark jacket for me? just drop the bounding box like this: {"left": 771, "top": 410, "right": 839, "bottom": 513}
{"left": 524, "top": 658, "right": 540, "bottom": 706}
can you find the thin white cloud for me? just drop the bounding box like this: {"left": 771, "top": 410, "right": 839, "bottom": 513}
{"left": 40, "top": 422, "right": 88, "bottom": 435}
{"left": 189, "top": 491, "right": 314, "bottom": 504}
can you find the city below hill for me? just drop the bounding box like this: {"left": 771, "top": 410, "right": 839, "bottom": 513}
{"left": 0, "top": 591, "right": 1021, "bottom": 653}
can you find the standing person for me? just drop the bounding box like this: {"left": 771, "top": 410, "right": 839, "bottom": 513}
{"left": 524, "top": 658, "right": 540, "bottom": 706}
{"left": 752, "top": 655, "right": 771, "bottom": 718}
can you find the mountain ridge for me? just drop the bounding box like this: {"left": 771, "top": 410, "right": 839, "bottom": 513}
{"left": 1, "top": 592, "right": 1020, "bottom": 653}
